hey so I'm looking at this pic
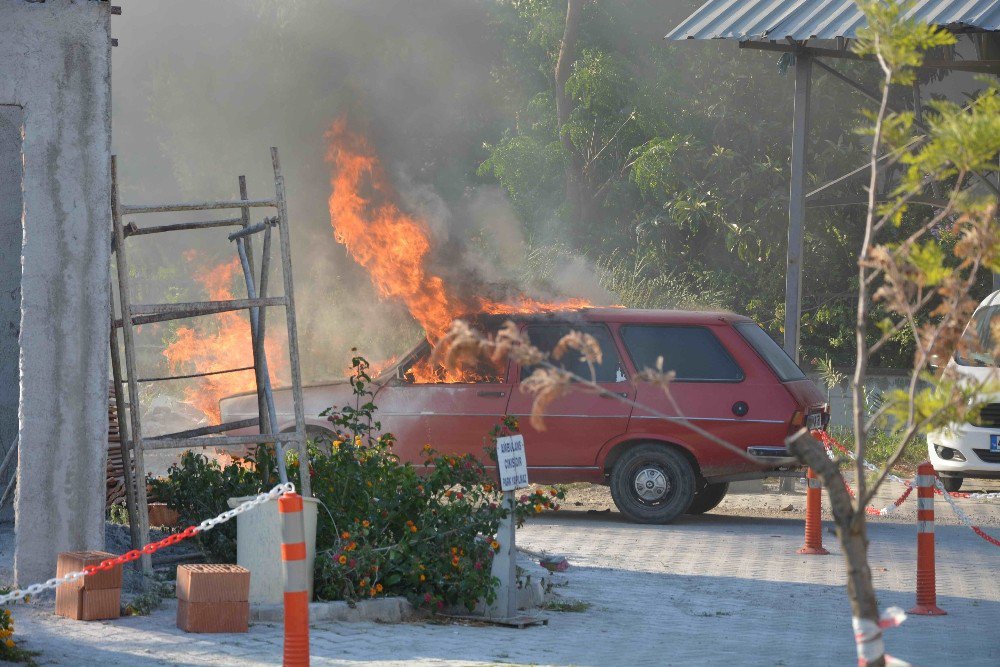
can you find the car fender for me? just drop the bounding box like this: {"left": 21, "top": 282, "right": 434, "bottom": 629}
{"left": 595, "top": 430, "right": 700, "bottom": 474}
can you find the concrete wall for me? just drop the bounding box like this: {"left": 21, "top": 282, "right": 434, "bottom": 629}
{"left": 0, "top": 106, "right": 23, "bottom": 524}
{"left": 806, "top": 370, "right": 913, "bottom": 428}
{"left": 0, "top": 1, "right": 112, "bottom": 585}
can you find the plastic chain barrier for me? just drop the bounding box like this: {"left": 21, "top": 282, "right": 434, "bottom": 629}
{"left": 814, "top": 430, "right": 1000, "bottom": 501}
{"left": 0, "top": 482, "right": 295, "bottom": 606}
{"left": 813, "top": 431, "right": 915, "bottom": 517}
{"left": 934, "top": 478, "right": 1000, "bottom": 548}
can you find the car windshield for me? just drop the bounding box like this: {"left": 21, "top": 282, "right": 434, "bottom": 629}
{"left": 955, "top": 303, "right": 1000, "bottom": 367}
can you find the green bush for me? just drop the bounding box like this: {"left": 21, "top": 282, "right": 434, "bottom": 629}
{"left": 152, "top": 354, "right": 564, "bottom": 611}
{"left": 827, "top": 425, "right": 926, "bottom": 470}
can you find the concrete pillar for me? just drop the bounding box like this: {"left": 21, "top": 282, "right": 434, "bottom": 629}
{"left": 0, "top": 1, "right": 112, "bottom": 585}
{"left": 0, "top": 106, "right": 23, "bottom": 524}
{"left": 783, "top": 53, "right": 812, "bottom": 364}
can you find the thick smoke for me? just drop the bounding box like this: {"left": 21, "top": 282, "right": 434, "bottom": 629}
{"left": 112, "top": 0, "right": 609, "bottom": 387}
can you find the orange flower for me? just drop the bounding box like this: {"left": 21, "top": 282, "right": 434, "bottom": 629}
{"left": 376, "top": 583, "right": 383, "bottom": 592}
{"left": 419, "top": 574, "right": 426, "bottom": 582}
{"left": 362, "top": 520, "right": 370, "bottom": 528}
{"left": 490, "top": 540, "right": 500, "bottom": 551}
{"left": 549, "top": 489, "right": 558, "bottom": 496}
{"left": 338, "top": 555, "right": 347, "bottom": 565}
{"left": 533, "top": 504, "right": 543, "bottom": 513}
{"left": 341, "top": 531, "right": 350, "bottom": 539}
{"left": 483, "top": 484, "right": 493, "bottom": 492}
{"left": 409, "top": 524, "right": 417, "bottom": 533}
{"left": 451, "top": 555, "right": 460, "bottom": 567}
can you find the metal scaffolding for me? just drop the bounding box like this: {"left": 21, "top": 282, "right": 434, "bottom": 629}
{"left": 109, "top": 148, "right": 310, "bottom": 572}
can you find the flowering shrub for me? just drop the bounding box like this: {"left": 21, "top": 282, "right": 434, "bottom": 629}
{"left": 0, "top": 590, "right": 37, "bottom": 664}
{"left": 309, "top": 355, "right": 563, "bottom": 610}
{"left": 152, "top": 353, "right": 564, "bottom": 611}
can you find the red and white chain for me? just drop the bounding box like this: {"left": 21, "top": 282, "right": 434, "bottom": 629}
{"left": 814, "top": 430, "right": 1000, "bottom": 501}
{"left": 933, "top": 479, "right": 1000, "bottom": 548}
{"left": 0, "top": 482, "right": 294, "bottom": 606}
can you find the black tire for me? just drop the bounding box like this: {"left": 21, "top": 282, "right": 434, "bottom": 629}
{"left": 941, "top": 476, "right": 963, "bottom": 493}
{"left": 609, "top": 444, "right": 696, "bottom": 524}
{"left": 686, "top": 482, "right": 729, "bottom": 515}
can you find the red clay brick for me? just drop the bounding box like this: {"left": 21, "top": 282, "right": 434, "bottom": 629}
{"left": 176, "top": 599, "right": 249, "bottom": 633}
{"left": 176, "top": 564, "right": 250, "bottom": 603}
{"left": 56, "top": 551, "right": 122, "bottom": 591}
{"left": 55, "top": 587, "right": 121, "bottom": 621}
{"left": 147, "top": 503, "right": 179, "bottom": 527}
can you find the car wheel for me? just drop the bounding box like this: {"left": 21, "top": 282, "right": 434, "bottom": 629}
{"left": 686, "top": 482, "right": 729, "bottom": 515}
{"left": 610, "top": 444, "right": 696, "bottom": 524}
{"left": 941, "top": 476, "right": 963, "bottom": 493}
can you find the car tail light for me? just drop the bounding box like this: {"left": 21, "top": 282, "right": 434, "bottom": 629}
{"left": 789, "top": 410, "right": 805, "bottom": 435}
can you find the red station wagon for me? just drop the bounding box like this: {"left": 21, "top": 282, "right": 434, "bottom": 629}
{"left": 220, "top": 308, "right": 828, "bottom": 523}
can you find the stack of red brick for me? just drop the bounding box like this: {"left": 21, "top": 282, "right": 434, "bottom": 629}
{"left": 176, "top": 564, "right": 250, "bottom": 633}
{"left": 55, "top": 551, "right": 121, "bottom": 621}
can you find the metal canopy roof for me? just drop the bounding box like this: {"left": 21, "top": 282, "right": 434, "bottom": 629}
{"left": 666, "top": 0, "right": 1000, "bottom": 42}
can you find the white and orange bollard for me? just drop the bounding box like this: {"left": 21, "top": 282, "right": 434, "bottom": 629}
{"left": 909, "top": 462, "right": 945, "bottom": 616}
{"left": 279, "top": 492, "right": 311, "bottom": 665}
{"left": 797, "top": 469, "right": 829, "bottom": 555}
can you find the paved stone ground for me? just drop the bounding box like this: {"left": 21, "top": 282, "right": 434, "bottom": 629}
{"left": 4, "top": 493, "right": 999, "bottom": 666}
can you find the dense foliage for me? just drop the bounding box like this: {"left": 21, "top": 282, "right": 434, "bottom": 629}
{"left": 476, "top": 0, "right": 993, "bottom": 366}
{"left": 152, "top": 355, "right": 564, "bottom": 610}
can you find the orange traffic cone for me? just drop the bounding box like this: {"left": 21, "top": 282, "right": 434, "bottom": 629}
{"left": 797, "top": 469, "right": 829, "bottom": 555}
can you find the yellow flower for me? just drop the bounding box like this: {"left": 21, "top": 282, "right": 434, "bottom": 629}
{"left": 4, "top": 639, "right": 12, "bottom": 648}
{"left": 490, "top": 540, "right": 500, "bottom": 551}
{"left": 338, "top": 555, "right": 347, "bottom": 565}
{"left": 534, "top": 504, "right": 543, "bottom": 513}
{"left": 419, "top": 574, "right": 426, "bottom": 582}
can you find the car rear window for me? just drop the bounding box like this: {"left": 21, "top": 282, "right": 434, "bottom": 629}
{"left": 620, "top": 325, "right": 743, "bottom": 382}
{"left": 522, "top": 324, "right": 626, "bottom": 383}
{"left": 733, "top": 321, "right": 805, "bottom": 382}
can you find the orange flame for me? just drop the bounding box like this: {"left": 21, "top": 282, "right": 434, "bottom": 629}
{"left": 325, "top": 118, "right": 592, "bottom": 382}
{"left": 162, "top": 257, "right": 287, "bottom": 423}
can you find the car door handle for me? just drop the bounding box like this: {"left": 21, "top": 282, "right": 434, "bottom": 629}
{"left": 601, "top": 391, "right": 630, "bottom": 399}
{"left": 478, "top": 390, "right": 506, "bottom": 398}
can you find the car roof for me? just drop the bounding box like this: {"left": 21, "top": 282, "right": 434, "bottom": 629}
{"left": 475, "top": 307, "right": 752, "bottom": 326}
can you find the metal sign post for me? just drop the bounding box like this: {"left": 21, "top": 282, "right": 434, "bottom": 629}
{"left": 485, "top": 435, "right": 544, "bottom": 627}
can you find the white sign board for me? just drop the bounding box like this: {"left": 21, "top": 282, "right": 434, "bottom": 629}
{"left": 496, "top": 434, "right": 529, "bottom": 491}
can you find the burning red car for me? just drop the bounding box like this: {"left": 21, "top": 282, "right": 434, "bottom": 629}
{"left": 220, "top": 307, "right": 827, "bottom": 524}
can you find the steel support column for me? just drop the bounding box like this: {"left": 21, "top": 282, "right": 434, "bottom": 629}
{"left": 784, "top": 53, "right": 811, "bottom": 362}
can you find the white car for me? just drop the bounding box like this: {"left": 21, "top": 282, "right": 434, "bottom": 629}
{"left": 928, "top": 290, "right": 1000, "bottom": 491}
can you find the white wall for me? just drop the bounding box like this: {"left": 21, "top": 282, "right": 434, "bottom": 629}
{"left": 0, "top": 0, "right": 112, "bottom": 585}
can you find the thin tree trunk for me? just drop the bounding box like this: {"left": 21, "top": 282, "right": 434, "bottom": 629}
{"left": 555, "top": 0, "right": 587, "bottom": 227}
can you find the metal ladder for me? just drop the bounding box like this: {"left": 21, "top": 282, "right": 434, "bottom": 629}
{"left": 109, "top": 148, "right": 310, "bottom": 573}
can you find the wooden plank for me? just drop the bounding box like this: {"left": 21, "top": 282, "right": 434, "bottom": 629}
{"left": 124, "top": 218, "right": 244, "bottom": 236}
{"left": 111, "top": 156, "right": 153, "bottom": 574}
{"left": 148, "top": 418, "right": 260, "bottom": 440}
{"left": 272, "top": 147, "right": 312, "bottom": 498}
{"left": 121, "top": 198, "right": 276, "bottom": 214}
{"left": 141, "top": 432, "right": 302, "bottom": 451}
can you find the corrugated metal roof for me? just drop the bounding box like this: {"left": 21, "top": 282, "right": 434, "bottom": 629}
{"left": 666, "top": 0, "right": 1000, "bottom": 41}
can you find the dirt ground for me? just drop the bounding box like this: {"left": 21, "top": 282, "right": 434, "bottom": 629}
{"left": 541, "top": 475, "right": 1000, "bottom": 527}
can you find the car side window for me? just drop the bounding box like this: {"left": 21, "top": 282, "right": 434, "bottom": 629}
{"left": 621, "top": 325, "right": 743, "bottom": 382}
{"left": 400, "top": 343, "right": 506, "bottom": 385}
{"left": 521, "top": 324, "right": 626, "bottom": 383}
